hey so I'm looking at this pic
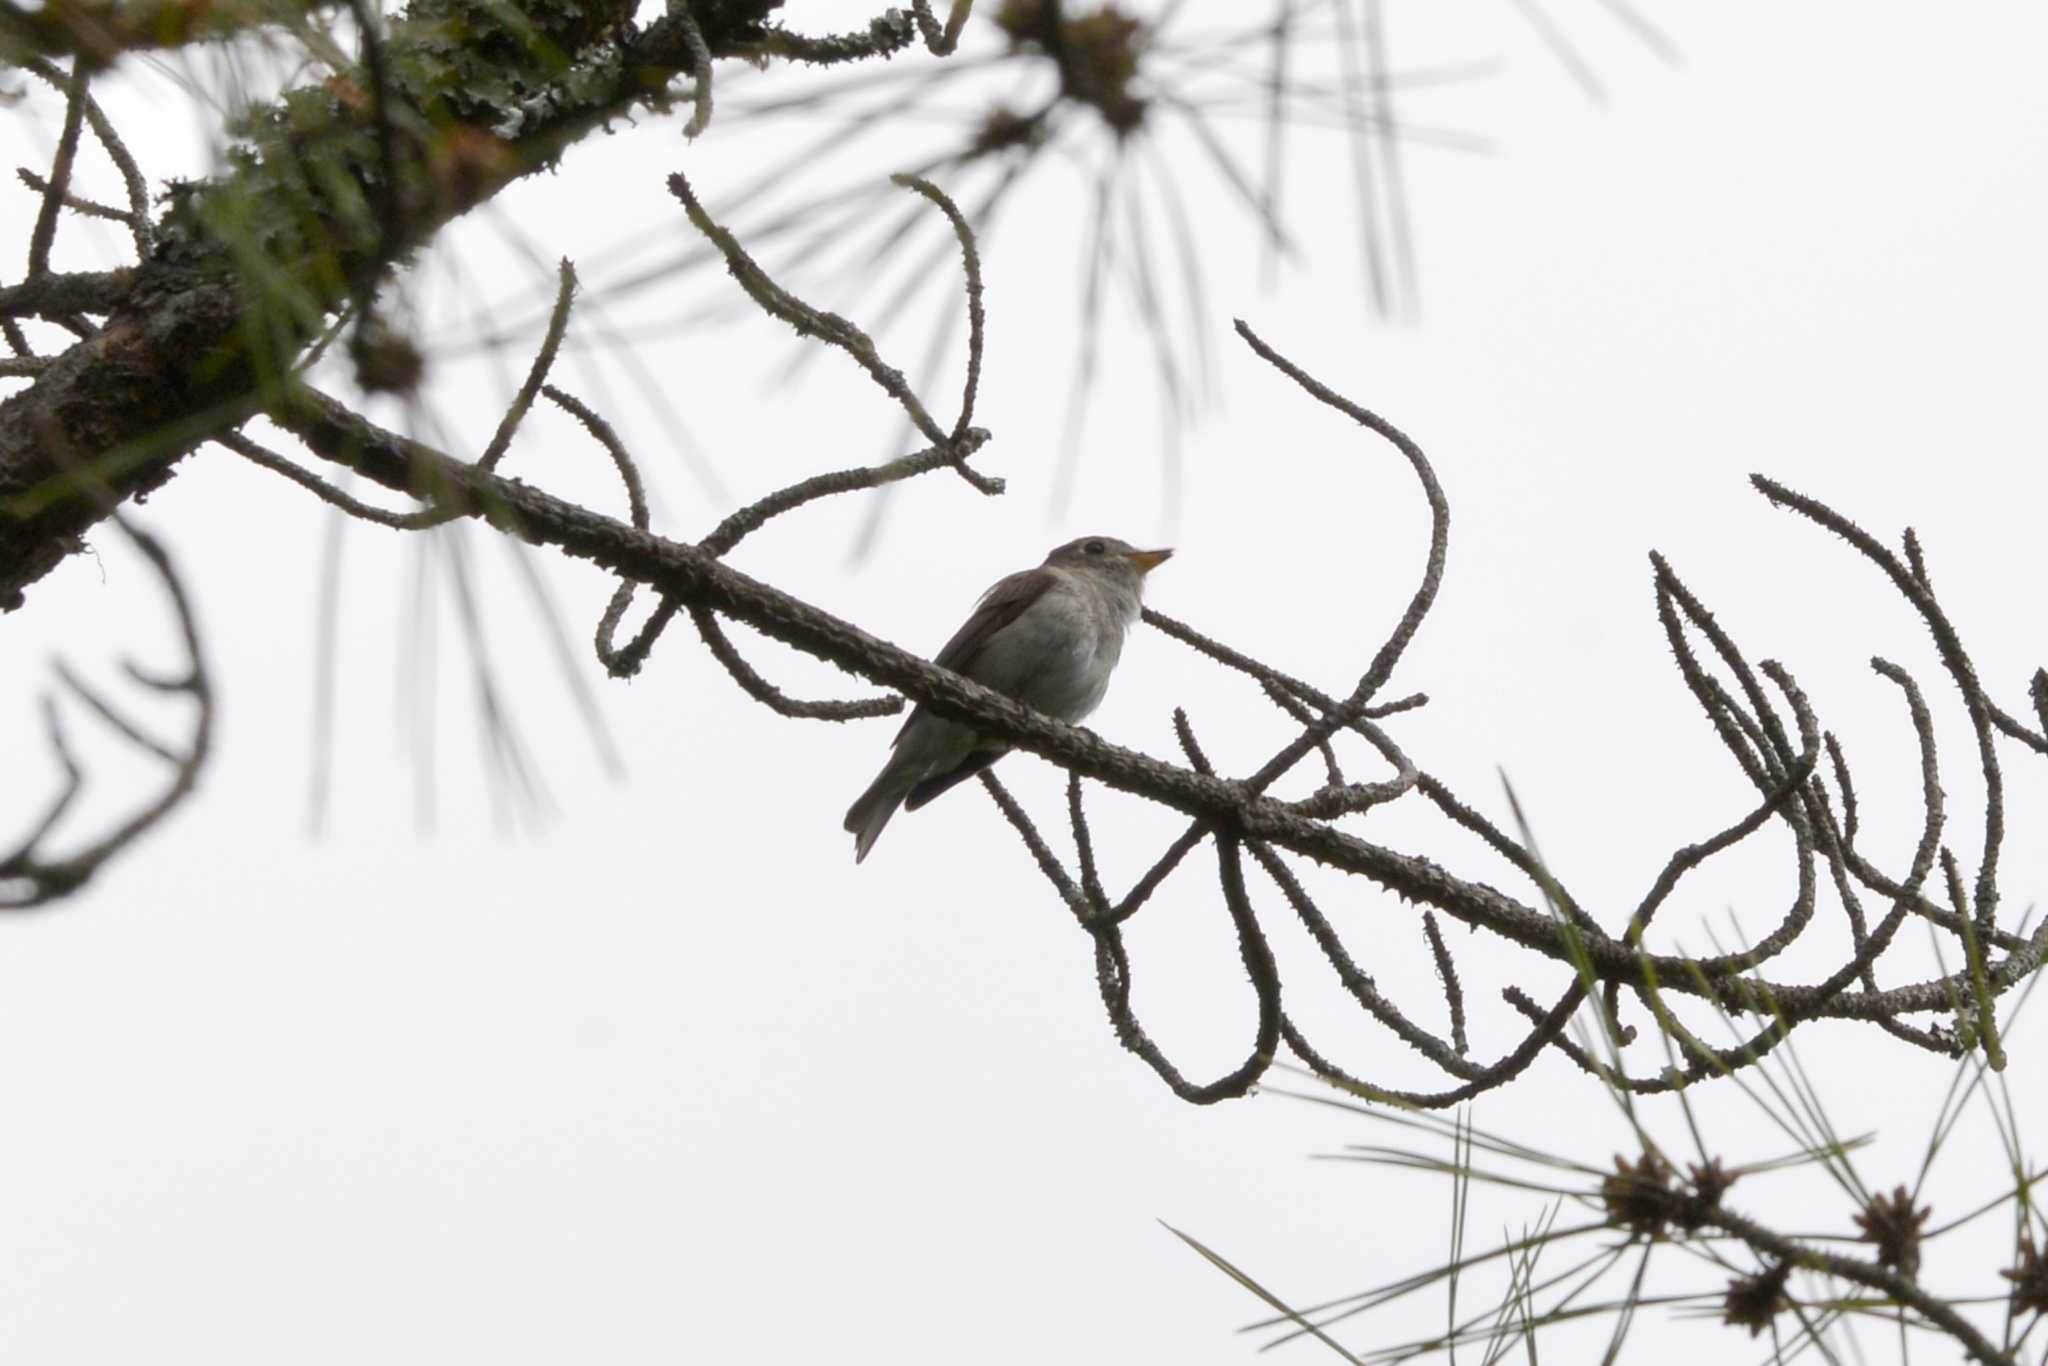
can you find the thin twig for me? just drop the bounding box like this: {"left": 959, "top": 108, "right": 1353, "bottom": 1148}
{"left": 749, "top": 12, "right": 918, "bottom": 66}
{"left": 16, "top": 168, "right": 137, "bottom": 230}
{"left": 480, "top": 259, "right": 576, "bottom": 471}
{"left": 2, "top": 513, "right": 211, "bottom": 910}
{"left": 691, "top": 607, "right": 902, "bottom": 720}
{"left": 1422, "top": 911, "right": 1469, "bottom": 1056}
{"left": 21, "top": 54, "right": 153, "bottom": 257}
{"left": 672, "top": 0, "right": 715, "bottom": 138}
{"left": 26, "top": 58, "right": 90, "bottom": 278}
{"left": 668, "top": 168, "right": 952, "bottom": 448}
{"left": 890, "top": 173, "right": 987, "bottom": 450}
{"left": 909, "top": 0, "right": 973, "bottom": 55}
{"left": 700, "top": 430, "right": 994, "bottom": 559}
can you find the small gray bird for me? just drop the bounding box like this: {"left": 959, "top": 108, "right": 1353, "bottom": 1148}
{"left": 844, "top": 535, "right": 1172, "bottom": 862}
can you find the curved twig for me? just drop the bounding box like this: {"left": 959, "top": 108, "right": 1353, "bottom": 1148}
{"left": 1, "top": 515, "right": 211, "bottom": 910}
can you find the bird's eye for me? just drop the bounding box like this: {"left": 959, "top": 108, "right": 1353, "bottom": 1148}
{"left": 1084, "top": 539, "right": 1106, "bottom": 555}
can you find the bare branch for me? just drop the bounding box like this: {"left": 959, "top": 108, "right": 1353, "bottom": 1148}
{"left": 1, "top": 514, "right": 211, "bottom": 909}
{"left": 481, "top": 261, "right": 579, "bottom": 472}
{"left": 909, "top": 0, "right": 973, "bottom": 56}
{"left": 216, "top": 429, "right": 438, "bottom": 529}
{"left": 667, "top": 168, "right": 953, "bottom": 449}
{"left": 1753, "top": 475, "right": 2008, "bottom": 937}
{"left": 19, "top": 55, "right": 154, "bottom": 257}
{"left": 747, "top": 11, "right": 918, "bottom": 66}
{"left": 691, "top": 607, "right": 902, "bottom": 720}
{"left": 26, "top": 59, "right": 90, "bottom": 279}
{"left": 16, "top": 168, "right": 138, "bottom": 232}
{"left": 1421, "top": 911, "right": 1469, "bottom": 1056}
{"left": 1067, "top": 771, "right": 1108, "bottom": 915}
{"left": 890, "top": 173, "right": 988, "bottom": 449}
{"left": 264, "top": 365, "right": 2048, "bottom": 1072}
{"left": 699, "top": 431, "right": 995, "bottom": 560}
{"left": 0, "top": 0, "right": 808, "bottom": 610}
{"left": 982, "top": 771, "right": 1091, "bottom": 922}
{"left": 671, "top": 0, "right": 716, "bottom": 138}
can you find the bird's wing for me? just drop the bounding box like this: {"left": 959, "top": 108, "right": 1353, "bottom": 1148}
{"left": 894, "top": 566, "right": 1054, "bottom": 743}
{"left": 902, "top": 749, "right": 1005, "bottom": 812}
{"left": 935, "top": 567, "right": 1054, "bottom": 673}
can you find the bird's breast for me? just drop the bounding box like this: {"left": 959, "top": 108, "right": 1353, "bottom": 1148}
{"left": 971, "top": 579, "right": 1131, "bottom": 722}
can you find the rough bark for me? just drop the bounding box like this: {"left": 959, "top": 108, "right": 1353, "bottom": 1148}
{"left": 272, "top": 387, "right": 2048, "bottom": 1029}
{"left": 0, "top": 0, "right": 787, "bottom": 610}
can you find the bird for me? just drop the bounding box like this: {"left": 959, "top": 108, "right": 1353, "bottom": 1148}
{"left": 844, "top": 535, "right": 1172, "bottom": 862}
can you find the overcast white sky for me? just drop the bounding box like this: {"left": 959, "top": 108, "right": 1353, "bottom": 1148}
{"left": 5, "top": 3, "right": 2048, "bottom": 1361}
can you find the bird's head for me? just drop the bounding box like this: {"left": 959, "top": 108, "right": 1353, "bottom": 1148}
{"left": 1044, "top": 536, "right": 1173, "bottom": 589}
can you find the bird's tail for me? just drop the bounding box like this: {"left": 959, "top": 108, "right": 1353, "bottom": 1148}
{"left": 844, "top": 761, "right": 919, "bottom": 864}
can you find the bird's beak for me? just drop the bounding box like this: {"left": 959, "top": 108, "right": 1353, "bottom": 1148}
{"left": 1125, "top": 547, "right": 1174, "bottom": 574}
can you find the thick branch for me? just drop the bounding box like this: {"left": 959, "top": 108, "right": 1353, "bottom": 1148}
{"left": 266, "top": 386, "right": 2048, "bottom": 1026}
{"left": 0, "top": 0, "right": 781, "bottom": 609}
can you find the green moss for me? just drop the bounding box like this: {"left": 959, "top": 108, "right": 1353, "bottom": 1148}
{"left": 152, "top": 0, "right": 656, "bottom": 306}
